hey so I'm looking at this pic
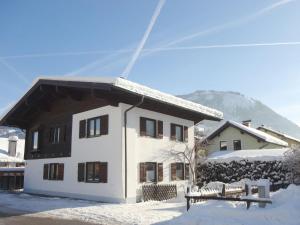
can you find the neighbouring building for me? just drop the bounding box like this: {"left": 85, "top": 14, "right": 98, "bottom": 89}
{"left": 203, "top": 120, "right": 288, "bottom": 153}
{"left": 257, "top": 125, "right": 300, "bottom": 148}
{"left": 0, "top": 77, "right": 223, "bottom": 203}
{"left": 0, "top": 136, "right": 25, "bottom": 190}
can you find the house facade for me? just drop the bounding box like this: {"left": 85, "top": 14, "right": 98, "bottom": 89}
{"left": 0, "top": 77, "right": 222, "bottom": 203}
{"left": 203, "top": 120, "right": 288, "bottom": 154}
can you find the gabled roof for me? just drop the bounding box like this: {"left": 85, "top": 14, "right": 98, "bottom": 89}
{"left": 0, "top": 76, "right": 223, "bottom": 127}
{"left": 257, "top": 125, "right": 300, "bottom": 144}
{"left": 205, "top": 120, "right": 288, "bottom": 147}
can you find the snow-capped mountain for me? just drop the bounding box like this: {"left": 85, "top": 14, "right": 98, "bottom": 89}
{"left": 179, "top": 90, "right": 300, "bottom": 138}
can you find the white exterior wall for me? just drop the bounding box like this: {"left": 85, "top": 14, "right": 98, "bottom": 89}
{"left": 24, "top": 103, "right": 195, "bottom": 203}
{"left": 207, "top": 126, "right": 283, "bottom": 154}
{"left": 25, "top": 105, "right": 124, "bottom": 203}
{"left": 120, "top": 103, "right": 194, "bottom": 202}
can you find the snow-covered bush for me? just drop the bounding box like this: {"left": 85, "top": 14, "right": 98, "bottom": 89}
{"left": 284, "top": 148, "right": 300, "bottom": 184}
{"left": 197, "top": 160, "right": 291, "bottom": 188}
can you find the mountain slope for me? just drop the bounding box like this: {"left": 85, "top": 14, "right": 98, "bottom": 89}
{"left": 179, "top": 90, "right": 300, "bottom": 138}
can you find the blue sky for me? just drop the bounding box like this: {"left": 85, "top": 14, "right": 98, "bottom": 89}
{"left": 0, "top": 0, "right": 300, "bottom": 125}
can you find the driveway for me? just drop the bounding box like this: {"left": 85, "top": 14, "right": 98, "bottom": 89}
{"left": 0, "top": 207, "right": 100, "bottom": 225}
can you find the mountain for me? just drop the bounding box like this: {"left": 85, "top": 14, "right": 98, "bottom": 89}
{"left": 179, "top": 90, "right": 300, "bottom": 139}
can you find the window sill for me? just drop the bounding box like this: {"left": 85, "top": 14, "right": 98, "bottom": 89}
{"left": 140, "top": 135, "right": 162, "bottom": 139}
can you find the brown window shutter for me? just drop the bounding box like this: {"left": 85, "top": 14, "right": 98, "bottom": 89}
{"left": 100, "top": 115, "right": 109, "bottom": 135}
{"left": 43, "top": 164, "right": 49, "bottom": 180}
{"left": 185, "top": 163, "right": 190, "bottom": 180}
{"left": 99, "top": 162, "right": 108, "bottom": 183}
{"left": 171, "top": 163, "right": 177, "bottom": 181}
{"left": 58, "top": 164, "right": 64, "bottom": 180}
{"left": 38, "top": 126, "right": 44, "bottom": 149}
{"left": 78, "top": 163, "right": 85, "bottom": 182}
{"left": 157, "top": 121, "right": 163, "bottom": 139}
{"left": 184, "top": 126, "right": 188, "bottom": 142}
{"left": 79, "top": 120, "right": 86, "bottom": 138}
{"left": 140, "top": 117, "right": 146, "bottom": 136}
{"left": 170, "top": 124, "right": 176, "bottom": 140}
{"left": 157, "top": 163, "right": 163, "bottom": 182}
{"left": 139, "top": 163, "right": 146, "bottom": 183}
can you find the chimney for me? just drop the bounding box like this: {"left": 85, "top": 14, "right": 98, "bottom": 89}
{"left": 242, "top": 120, "right": 252, "bottom": 127}
{"left": 8, "top": 136, "right": 18, "bottom": 157}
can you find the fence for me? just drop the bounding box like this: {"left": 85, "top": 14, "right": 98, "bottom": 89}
{"left": 142, "top": 184, "right": 177, "bottom": 201}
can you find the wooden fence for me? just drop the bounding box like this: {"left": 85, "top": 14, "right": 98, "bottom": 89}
{"left": 142, "top": 184, "right": 177, "bottom": 201}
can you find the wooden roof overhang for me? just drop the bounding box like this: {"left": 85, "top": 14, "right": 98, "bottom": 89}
{"left": 0, "top": 79, "right": 221, "bottom": 129}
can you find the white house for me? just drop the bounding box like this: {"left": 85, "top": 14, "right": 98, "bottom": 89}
{"left": 0, "top": 77, "right": 223, "bottom": 203}
{"left": 0, "top": 136, "right": 25, "bottom": 189}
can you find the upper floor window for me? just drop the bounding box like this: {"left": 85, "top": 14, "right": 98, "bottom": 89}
{"left": 233, "top": 140, "right": 242, "bottom": 151}
{"left": 170, "top": 124, "right": 188, "bottom": 142}
{"left": 50, "top": 127, "right": 61, "bottom": 144}
{"left": 32, "top": 131, "right": 39, "bottom": 151}
{"left": 140, "top": 117, "right": 163, "bottom": 139}
{"left": 220, "top": 141, "right": 228, "bottom": 151}
{"left": 79, "top": 115, "right": 109, "bottom": 139}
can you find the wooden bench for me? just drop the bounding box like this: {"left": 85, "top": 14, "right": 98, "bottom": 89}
{"left": 185, "top": 195, "right": 272, "bottom": 211}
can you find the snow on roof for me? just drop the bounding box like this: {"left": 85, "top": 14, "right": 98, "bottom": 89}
{"left": 228, "top": 121, "right": 288, "bottom": 146}
{"left": 207, "top": 148, "right": 290, "bottom": 163}
{"left": 0, "top": 167, "right": 24, "bottom": 172}
{"left": 0, "top": 137, "right": 25, "bottom": 163}
{"left": 258, "top": 125, "right": 300, "bottom": 144}
{"left": 29, "top": 76, "right": 223, "bottom": 120}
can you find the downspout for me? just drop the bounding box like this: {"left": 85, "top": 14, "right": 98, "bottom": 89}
{"left": 124, "top": 96, "right": 144, "bottom": 200}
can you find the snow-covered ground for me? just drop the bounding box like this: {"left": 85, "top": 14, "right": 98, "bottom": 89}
{"left": 159, "top": 185, "right": 300, "bottom": 225}
{"left": 0, "top": 185, "right": 299, "bottom": 225}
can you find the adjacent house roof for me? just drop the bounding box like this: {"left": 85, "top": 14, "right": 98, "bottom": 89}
{"left": 0, "top": 76, "right": 223, "bottom": 127}
{"left": 207, "top": 148, "right": 290, "bottom": 163}
{"left": 205, "top": 120, "right": 289, "bottom": 147}
{"left": 257, "top": 125, "right": 300, "bottom": 144}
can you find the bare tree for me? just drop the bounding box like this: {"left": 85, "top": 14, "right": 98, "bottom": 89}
{"left": 284, "top": 147, "right": 300, "bottom": 184}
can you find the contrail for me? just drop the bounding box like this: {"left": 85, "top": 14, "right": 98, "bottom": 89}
{"left": 160, "top": 0, "right": 295, "bottom": 48}
{"left": 121, "top": 0, "right": 166, "bottom": 78}
{"left": 0, "top": 49, "right": 132, "bottom": 60}
{"left": 143, "top": 41, "right": 300, "bottom": 51}
{"left": 0, "top": 59, "right": 30, "bottom": 85}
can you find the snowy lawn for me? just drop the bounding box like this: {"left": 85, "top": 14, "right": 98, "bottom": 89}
{"left": 0, "top": 191, "right": 185, "bottom": 225}
{"left": 0, "top": 185, "right": 299, "bottom": 225}
{"left": 158, "top": 185, "right": 300, "bottom": 225}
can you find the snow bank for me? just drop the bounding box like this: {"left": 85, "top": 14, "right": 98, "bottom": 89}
{"left": 158, "top": 185, "right": 300, "bottom": 225}
{"left": 207, "top": 148, "right": 289, "bottom": 163}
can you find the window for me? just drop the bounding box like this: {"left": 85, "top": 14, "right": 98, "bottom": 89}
{"left": 43, "top": 163, "right": 64, "bottom": 181}
{"left": 80, "top": 115, "right": 108, "bottom": 138}
{"left": 171, "top": 163, "right": 190, "bottom": 181}
{"left": 220, "top": 141, "right": 228, "bottom": 151}
{"left": 171, "top": 124, "right": 188, "bottom": 142}
{"left": 140, "top": 117, "right": 163, "bottom": 139}
{"left": 146, "top": 119, "right": 156, "bottom": 137}
{"left": 32, "top": 131, "right": 39, "bottom": 151}
{"left": 50, "top": 127, "right": 61, "bottom": 144}
{"left": 85, "top": 162, "right": 108, "bottom": 183}
{"left": 139, "top": 162, "right": 163, "bottom": 183}
{"left": 233, "top": 140, "right": 242, "bottom": 151}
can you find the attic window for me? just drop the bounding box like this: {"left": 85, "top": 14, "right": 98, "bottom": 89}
{"left": 220, "top": 141, "right": 227, "bottom": 151}
{"left": 32, "top": 131, "right": 39, "bottom": 151}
